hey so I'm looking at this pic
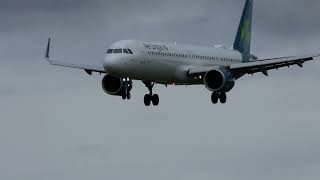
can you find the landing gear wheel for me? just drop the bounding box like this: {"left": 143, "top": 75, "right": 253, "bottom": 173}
{"left": 152, "top": 94, "right": 159, "bottom": 106}
{"left": 144, "top": 94, "right": 151, "bottom": 106}
{"left": 143, "top": 81, "right": 160, "bottom": 106}
{"left": 122, "top": 91, "right": 127, "bottom": 100}
{"left": 127, "top": 92, "right": 131, "bottom": 100}
{"left": 219, "top": 92, "right": 227, "bottom": 104}
{"left": 121, "top": 77, "right": 132, "bottom": 100}
{"left": 211, "top": 92, "right": 219, "bottom": 104}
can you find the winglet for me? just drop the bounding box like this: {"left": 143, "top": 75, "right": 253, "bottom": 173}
{"left": 45, "top": 38, "right": 51, "bottom": 59}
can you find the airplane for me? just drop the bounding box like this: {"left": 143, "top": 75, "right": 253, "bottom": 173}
{"left": 45, "top": 0, "right": 319, "bottom": 106}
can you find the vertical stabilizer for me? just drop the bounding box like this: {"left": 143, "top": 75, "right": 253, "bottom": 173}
{"left": 233, "top": 0, "right": 253, "bottom": 55}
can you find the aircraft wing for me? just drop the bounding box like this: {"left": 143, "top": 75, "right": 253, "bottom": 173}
{"left": 45, "top": 38, "right": 106, "bottom": 75}
{"left": 230, "top": 53, "right": 320, "bottom": 78}
{"left": 188, "top": 53, "right": 320, "bottom": 79}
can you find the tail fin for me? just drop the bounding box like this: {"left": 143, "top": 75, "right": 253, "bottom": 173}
{"left": 233, "top": 0, "right": 253, "bottom": 54}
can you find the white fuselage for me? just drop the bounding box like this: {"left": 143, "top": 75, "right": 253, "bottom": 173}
{"left": 104, "top": 40, "right": 244, "bottom": 85}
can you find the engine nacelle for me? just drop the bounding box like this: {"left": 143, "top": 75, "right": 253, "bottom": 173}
{"left": 101, "top": 74, "right": 124, "bottom": 96}
{"left": 204, "top": 69, "right": 235, "bottom": 92}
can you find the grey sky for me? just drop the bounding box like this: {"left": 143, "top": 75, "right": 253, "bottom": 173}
{"left": 1, "top": 0, "right": 320, "bottom": 180}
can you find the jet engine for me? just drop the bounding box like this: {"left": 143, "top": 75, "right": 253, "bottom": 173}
{"left": 102, "top": 74, "right": 129, "bottom": 96}
{"left": 204, "top": 69, "right": 235, "bottom": 92}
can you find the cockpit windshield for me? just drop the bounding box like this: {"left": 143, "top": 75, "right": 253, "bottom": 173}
{"left": 123, "top": 49, "right": 129, "bottom": 54}
{"left": 107, "top": 49, "right": 113, "bottom": 54}
{"left": 106, "top": 48, "right": 133, "bottom": 54}
{"left": 113, "top": 49, "right": 122, "bottom": 53}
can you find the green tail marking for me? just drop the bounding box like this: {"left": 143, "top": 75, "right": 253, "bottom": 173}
{"left": 233, "top": 0, "right": 253, "bottom": 59}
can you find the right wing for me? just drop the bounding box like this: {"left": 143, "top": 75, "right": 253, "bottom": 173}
{"left": 45, "top": 38, "right": 106, "bottom": 75}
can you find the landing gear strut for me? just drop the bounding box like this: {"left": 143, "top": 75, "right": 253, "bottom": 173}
{"left": 211, "top": 92, "right": 227, "bottom": 104}
{"left": 121, "top": 78, "right": 132, "bottom": 100}
{"left": 143, "top": 81, "right": 159, "bottom": 106}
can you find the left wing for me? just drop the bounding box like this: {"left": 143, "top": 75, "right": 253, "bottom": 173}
{"left": 230, "top": 53, "right": 320, "bottom": 78}
{"left": 188, "top": 53, "right": 320, "bottom": 79}
{"left": 45, "top": 38, "right": 106, "bottom": 75}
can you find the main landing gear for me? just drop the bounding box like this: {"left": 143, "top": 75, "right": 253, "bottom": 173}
{"left": 143, "top": 81, "right": 159, "bottom": 106}
{"left": 211, "top": 92, "right": 227, "bottom": 104}
{"left": 121, "top": 78, "right": 132, "bottom": 100}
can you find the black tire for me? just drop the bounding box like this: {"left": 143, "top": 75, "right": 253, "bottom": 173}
{"left": 211, "top": 92, "right": 219, "bottom": 104}
{"left": 127, "top": 92, "right": 131, "bottom": 100}
{"left": 144, "top": 94, "right": 151, "bottom": 106}
{"left": 220, "top": 93, "right": 227, "bottom": 104}
{"left": 121, "top": 91, "right": 127, "bottom": 100}
{"left": 152, "top": 94, "right": 159, "bottom": 106}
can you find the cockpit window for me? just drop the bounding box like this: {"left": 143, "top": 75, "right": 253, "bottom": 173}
{"left": 106, "top": 48, "right": 133, "bottom": 54}
{"left": 113, "top": 49, "right": 122, "bottom": 53}
{"left": 127, "top": 49, "right": 133, "bottom": 54}
{"left": 123, "top": 49, "right": 129, "bottom": 54}
{"left": 107, "top": 49, "right": 113, "bottom": 54}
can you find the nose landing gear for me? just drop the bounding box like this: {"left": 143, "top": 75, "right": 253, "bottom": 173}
{"left": 143, "top": 81, "right": 160, "bottom": 106}
{"left": 121, "top": 78, "right": 132, "bottom": 100}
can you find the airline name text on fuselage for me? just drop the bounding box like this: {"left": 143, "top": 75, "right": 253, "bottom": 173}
{"left": 143, "top": 43, "right": 169, "bottom": 51}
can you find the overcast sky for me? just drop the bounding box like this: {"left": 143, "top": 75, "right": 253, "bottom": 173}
{"left": 1, "top": 0, "right": 320, "bottom": 180}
